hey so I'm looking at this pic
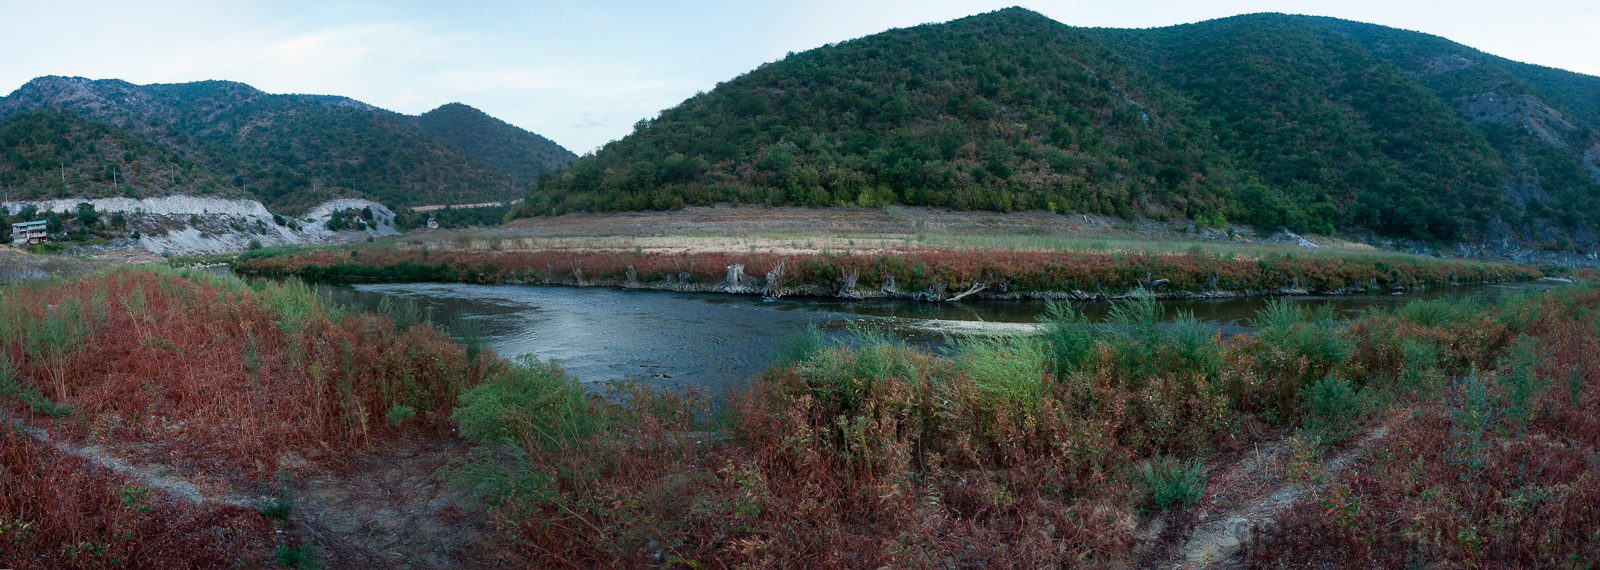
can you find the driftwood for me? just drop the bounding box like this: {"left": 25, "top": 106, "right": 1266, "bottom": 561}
{"left": 945, "top": 282, "right": 987, "bottom": 302}
{"left": 763, "top": 261, "right": 786, "bottom": 297}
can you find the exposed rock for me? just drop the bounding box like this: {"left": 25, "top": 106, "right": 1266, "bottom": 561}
{"left": 1585, "top": 145, "right": 1600, "bottom": 184}
{"left": 1459, "top": 93, "right": 1576, "bottom": 148}
{"left": 1414, "top": 53, "right": 1474, "bottom": 75}
{"left": 2, "top": 195, "right": 399, "bottom": 256}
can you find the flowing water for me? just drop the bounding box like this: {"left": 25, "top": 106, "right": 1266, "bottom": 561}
{"left": 229, "top": 270, "right": 1551, "bottom": 392}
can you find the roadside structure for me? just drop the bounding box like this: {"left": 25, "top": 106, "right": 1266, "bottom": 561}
{"left": 10, "top": 220, "right": 47, "bottom": 246}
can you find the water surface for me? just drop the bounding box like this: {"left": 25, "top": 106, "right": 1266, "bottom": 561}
{"left": 270, "top": 277, "right": 1549, "bottom": 391}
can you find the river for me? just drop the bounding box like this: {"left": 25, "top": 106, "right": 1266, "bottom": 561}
{"left": 226, "top": 271, "right": 1550, "bottom": 392}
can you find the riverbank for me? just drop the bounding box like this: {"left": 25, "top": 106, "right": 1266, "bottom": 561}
{"left": 1, "top": 266, "right": 1595, "bottom": 567}
{"left": 450, "top": 279, "right": 1600, "bottom": 567}
{"left": 233, "top": 240, "right": 1548, "bottom": 301}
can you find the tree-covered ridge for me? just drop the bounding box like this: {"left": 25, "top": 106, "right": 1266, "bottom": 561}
{"left": 1300, "top": 16, "right": 1600, "bottom": 245}
{"left": 1096, "top": 15, "right": 1511, "bottom": 240}
{"left": 0, "top": 77, "right": 573, "bottom": 214}
{"left": 517, "top": 8, "right": 1600, "bottom": 246}
{"left": 409, "top": 103, "right": 578, "bottom": 180}
{"left": 0, "top": 109, "right": 234, "bottom": 201}
{"left": 520, "top": 8, "right": 1233, "bottom": 223}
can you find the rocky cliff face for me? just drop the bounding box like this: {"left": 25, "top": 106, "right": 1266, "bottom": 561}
{"left": 2, "top": 196, "right": 400, "bottom": 256}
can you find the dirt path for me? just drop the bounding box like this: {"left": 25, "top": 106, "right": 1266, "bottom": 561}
{"left": 5, "top": 415, "right": 487, "bottom": 568}
{"left": 4, "top": 415, "right": 258, "bottom": 507}
{"left": 1147, "top": 424, "right": 1393, "bottom": 569}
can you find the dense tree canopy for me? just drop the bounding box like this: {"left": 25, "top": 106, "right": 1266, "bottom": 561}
{"left": 517, "top": 9, "right": 1600, "bottom": 244}
{"left": 1, "top": 79, "right": 575, "bottom": 214}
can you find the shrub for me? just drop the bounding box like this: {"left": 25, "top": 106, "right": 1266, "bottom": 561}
{"left": 275, "top": 542, "right": 319, "bottom": 569}
{"left": 1037, "top": 300, "right": 1093, "bottom": 378}
{"left": 386, "top": 404, "right": 416, "bottom": 427}
{"left": 1249, "top": 299, "right": 1352, "bottom": 418}
{"left": 954, "top": 333, "right": 1049, "bottom": 410}
{"left": 452, "top": 355, "right": 590, "bottom": 445}
{"left": 1141, "top": 455, "right": 1206, "bottom": 508}
{"left": 1301, "top": 375, "right": 1362, "bottom": 442}
{"left": 257, "top": 470, "right": 293, "bottom": 519}
{"left": 450, "top": 314, "right": 487, "bottom": 362}
{"left": 770, "top": 323, "right": 825, "bottom": 368}
{"left": 1498, "top": 334, "right": 1545, "bottom": 430}
{"left": 377, "top": 295, "right": 427, "bottom": 330}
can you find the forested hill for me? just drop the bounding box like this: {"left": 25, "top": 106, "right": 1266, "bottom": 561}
{"left": 0, "top": 77, "right": 575, "bottom": 213}
{"left": 407, "top": 103, "right": 577, "bottom": 180}
{"left": 516, "top": 8, "right": 1600, "bottom": 248}
{"left": 0, "top": 109, "right": 237, "bottom": 200}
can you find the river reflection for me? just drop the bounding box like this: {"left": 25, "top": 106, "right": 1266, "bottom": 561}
{"left": 229, "top": 269, "right": 1550, "bottom": 392}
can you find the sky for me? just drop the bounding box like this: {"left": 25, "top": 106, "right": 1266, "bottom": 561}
{"left": 3, "top": 0, "right": 1597, "bottom": 154}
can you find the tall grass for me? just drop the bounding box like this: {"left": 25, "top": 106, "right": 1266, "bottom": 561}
{"left": 0, "top": 266, "right": 486, "bottom": 477}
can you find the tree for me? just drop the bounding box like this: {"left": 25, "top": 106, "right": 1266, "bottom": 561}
{"left": 75, "top": 202, "right": 99, "bottom": 226}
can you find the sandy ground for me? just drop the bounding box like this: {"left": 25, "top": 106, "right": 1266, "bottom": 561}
{"left": 0, "top": 247, "right": 109, "bottom": 282}
{"left": 409, "top": 204, "right": 1377, "bottom": 257}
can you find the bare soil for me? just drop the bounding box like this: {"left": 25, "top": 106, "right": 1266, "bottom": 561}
{"left": 419, "top": 204, "right": 1375, "bottom": 257}
{"left": 6, "top": 413, "right": 489, "bottom": 569}
{"left": 0, "top": 247, "right": 108, "bottom": 282}
{"left": 1132, "top": 417, "right": 1398, "bottom": 569}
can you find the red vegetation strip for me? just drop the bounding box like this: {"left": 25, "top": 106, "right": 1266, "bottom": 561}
{"left": 236, "top": 244, "right": 1542, "bottom": 297}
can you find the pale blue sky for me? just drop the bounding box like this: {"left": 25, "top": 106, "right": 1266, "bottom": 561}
{"left": 3, "top": 1, "right": 1597, "bottom": 153}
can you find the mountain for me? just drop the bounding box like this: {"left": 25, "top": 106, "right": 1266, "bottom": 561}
{"left": 0, "top": 77, "right": 576, "bottom": 213}
{"left": 407, "top": 103, "right": 577, "bottom": 180}
{"left": 515, "top": 8, "right": 1600, "bottom": 249}
{"left": 0, "top": 108, "right": 235, "bottom": 200}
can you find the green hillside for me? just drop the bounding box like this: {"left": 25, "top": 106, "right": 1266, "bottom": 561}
{"left": 0, "top": 78, "right": 574, "bottom": 213}
{"left": 516, "top": 8, "right": 1600, "bottom": 246}
{"left": 0, "top": 108, "right": 234, "bottom": 200}
{"left": 410, "top": 103, "right": 577, "bottom": 180}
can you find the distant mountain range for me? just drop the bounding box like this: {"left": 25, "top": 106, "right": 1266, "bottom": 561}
{"left": 0, "top": 77, "right": 576, "bottom": 213}
{"left": 515, "top": 8, "right": 1600, "bottom": 250}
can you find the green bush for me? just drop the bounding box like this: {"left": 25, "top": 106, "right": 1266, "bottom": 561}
{"left": 257, "top": 469, "right": 294, "bottom": 519}
{"left": 386, "top": 404, "right": 416, "bottom": 427}
{"left": 1141, "top": 456, "right": 1207, "bottom": 509}
{"left": 450, "top": 314, "right": 487, "bottom": 362}
{"left": 1301, "top": 375, "right": 1362, "bottom": 442}
{"left": 1037, "top": 300, "right": 1093, "bottom": 378}
{"left": 771, "top": 323, "right": 826, "bottom": 369}
{"left": 1250, "top": 299, "right": 1352, "bottom": 414}
{"left": 452, "top": 355, "right": 591, "bottom": 445}
{"left": 275, "top": 542, "right": 319, "bottom": 569}
{"left": 378, "top": 295, "right": 427, "bottom": 331}
{"left": 1498, "top": 335, "right": 1545, "bottom": 430}
{"left": 1398, "top": 295, "right": 1488, "bottom": 327}
{"left": 953, "top": 334, "right": 1048, "bottom": 410}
